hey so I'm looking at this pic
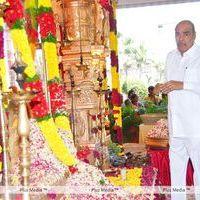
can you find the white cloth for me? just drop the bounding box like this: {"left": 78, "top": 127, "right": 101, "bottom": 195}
{"left": 169, "top": 137, "right": 200, "bottom": 200}
{"left": 166, "top": 44, "right": 200, "bottom": 138}
{"left": 166, "top": 44, "right": 200, "bottom": 200}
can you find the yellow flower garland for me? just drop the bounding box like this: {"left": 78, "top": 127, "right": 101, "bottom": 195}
{"left": 43, "top": 42, "right": 60, "bottom": 80}
{"left": 8, "top": 4, "right": 76, "bottom": 166}
{"left": 109, "top": 32, "right": 118, "bottom": 52}
{"left": 109, "top": 1, "right": 122, "bottom": 131}
{"left": 111, "top": 67, "right": 120, "bottom": 89}
{"left": 24, "top": 0, "right": 36, "bottom": 8}
{"left": 10, "top": 29, "right": 36, "bottom": 78}
{"left": 0, "top": 18, "right": 9, "bottom": 92}
{"left": 37, "top": 118, "right": 77, "bottom": 166}
{"left": 39, "top": 1, "right": 75, "bottom": 140}
{"left": 38, "top": 0, "right": 52, "bottom": 8}
{"left": 55, "top": 116, "right": 73, "bottom": 139}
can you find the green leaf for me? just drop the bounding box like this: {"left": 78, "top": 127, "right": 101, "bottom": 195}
{"left": 37, "top": 6, "right": 52, "bottom": 15}
{"left": 99, "top": 179, "right": 106, "bottom": 185}
{"left": 42, "top": 34, "right": 57, "bottom": 43}
{"left": 0, "top": 26, "right": 3, "bottom": 32}
{"left": 25, "top": 75, "right": 40, "bottom": 82}
{"left": 53, "top": 112, "right": 68, "bottom": 118}
{"left": 11, "top": 19, "right": 25, "bottom": 29}
{"left": 47, "top": 77, "right": 61, "bottom": 84}
{"left": 36, "top": 114, "right": 51, "bottom": 122}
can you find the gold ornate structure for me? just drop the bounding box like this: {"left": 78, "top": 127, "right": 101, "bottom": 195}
{"left": 52, "top": 0, "right": 110, "bottom": 147}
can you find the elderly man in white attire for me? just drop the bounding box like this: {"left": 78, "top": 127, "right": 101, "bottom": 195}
{"left": 154, "top": 20, "right": 200, "bottom": 200}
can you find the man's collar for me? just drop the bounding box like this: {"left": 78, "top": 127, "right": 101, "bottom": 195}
{"left": 176, "top": 44, "right": 198, "bottom": 58}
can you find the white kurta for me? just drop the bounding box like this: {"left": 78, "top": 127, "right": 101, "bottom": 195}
{"left": 166, "top": 44, "right": 200, "bottom": 138}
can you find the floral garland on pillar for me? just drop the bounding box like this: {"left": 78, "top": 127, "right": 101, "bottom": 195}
{"left": 0, "top": 3, "right": 9, "bottom": 92}
{"left": 4, "top": 0, "right": 76, "bottom": 166}
{"left": 36, "top": 0, "right": 72, "bottom": 134}
{"left": 24, "top": 0, "right": 38, "bottom": 58}
{"left": 100, "top": 0, "right": 123, "bottom": 144}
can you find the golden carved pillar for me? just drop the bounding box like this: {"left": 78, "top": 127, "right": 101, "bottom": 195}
{"left": 52, "top": 0, "right": 110, "bottom": 147}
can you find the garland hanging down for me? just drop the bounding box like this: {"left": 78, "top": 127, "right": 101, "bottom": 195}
{"left": 4, "top": 0, "right": 76, "bottom": 166}
{"left": 37, "top": 0, "right": 71, "bottom": 133}
{"left": 24, "top": 0, "right": 38, "bottom": 58}
{"left": 0, "top": 14, "right": 8, "bottom": 92}
{"left": 100, "top": 0, "right": 123, "bottom": 144}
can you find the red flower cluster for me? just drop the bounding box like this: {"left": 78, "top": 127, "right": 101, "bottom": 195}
{"left": 23, "top": 80, "right": 43, "bottom": 93}
{"left": 37, "top": 12, "right": 56, "bottom": 39}
{"left": 111, "top": 89, "right": 122, "bottom": 107}
{"left": 23, "top": 80, "right": 48, "bottom": 118}
{"left": 68, "top": 166, "right": 78, "bottom": 174}
{"left": 4, "top": 0, "right": 24, "bottom": 28}
{"left": 49, "top": 82, "right": 66, "bottom": 114}
{"left": 29, "top": 92, "right": 49, "bottom": 118}
{"left": 76, "top": 146, "right": 91, "bottom": 161}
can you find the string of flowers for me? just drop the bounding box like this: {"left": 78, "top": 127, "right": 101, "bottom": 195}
{"left": 36, "top": 0, "right": 71, "bottom": 133}
{"left": 100, "top": 0, "right": 123, "bottom": 144}
{"left": 4, "top": 0, "right": 76, "bottom": 166}
{"left": 24, "top": 0, "right": 38, "bottom": 58}
{"left": 0, "top": 4, "right": 8, "bottom": 92}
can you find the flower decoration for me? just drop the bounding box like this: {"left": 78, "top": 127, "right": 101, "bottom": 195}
{"left": 25, "top": 0, "right": 38, "bottom": 57}
{"left": 76, "top": 146, "right": 91, "bottom": 162}
{"left": 104, "top": 1, "right": 123, "bottom": 144}
{"left": 68, "top": 166, "right": 78, "bottom": 174}
{"left": 37, "top": 12, "right": 56, "bottom": 41}
{"left": 147, "top": 119, "right": 168, "bottom": 139}
{"left": 0, "top": 17, "right": 9, "bottom": 92}
{"left": 4, "top": 1, "right": 24, "bottom": 29}
{"left": 4, "top": 0, "right": 76, "bottom": 167}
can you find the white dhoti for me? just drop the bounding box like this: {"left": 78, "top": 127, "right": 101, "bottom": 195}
{"left": 169, "top": 137, "right": 200, "bottom": 200}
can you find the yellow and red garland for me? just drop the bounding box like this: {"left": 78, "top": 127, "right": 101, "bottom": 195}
{"left": 4, "top": 0, "right": 76, "bottom": 166}
{"left": 100, "top": 0, "right": 123, "bottom": 144}
{"left": 36, "top": 0, "right": 71, "bottom": 132}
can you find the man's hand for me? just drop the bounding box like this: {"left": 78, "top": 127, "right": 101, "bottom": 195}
{"left": 160, "top": 81, "right": 183, "bottom": 94}
{"left": 153, "top": 83, "right": 163, "bottom": 95}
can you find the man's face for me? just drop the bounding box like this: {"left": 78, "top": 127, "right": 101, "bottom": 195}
{"left": 175, "top": 22, "right": 196, "bottom": 54}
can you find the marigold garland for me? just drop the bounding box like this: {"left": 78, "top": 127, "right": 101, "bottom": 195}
{"left": 10, "top": 29, "right": 36, "bottom": 78}
{"left": 43, "top": 42, "right": 59, "bottom": 80}
{"left": 37, "top": 0, "right": 72, "bottom": 134}
{"left": 108, "top": 0, "right": 123, "bottom": 143}
{"left": 4, "top": 0, "right": 77, "bottom": 166}
{"left": 0, "top": 18, "right": 8, "bottom": 92}
{"left": 37, "top": 118, "right": 77, "bottom": 166}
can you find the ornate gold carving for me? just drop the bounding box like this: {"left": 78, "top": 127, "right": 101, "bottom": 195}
{"left": 62, "top": 0, "right": 91, "bottom": 41}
